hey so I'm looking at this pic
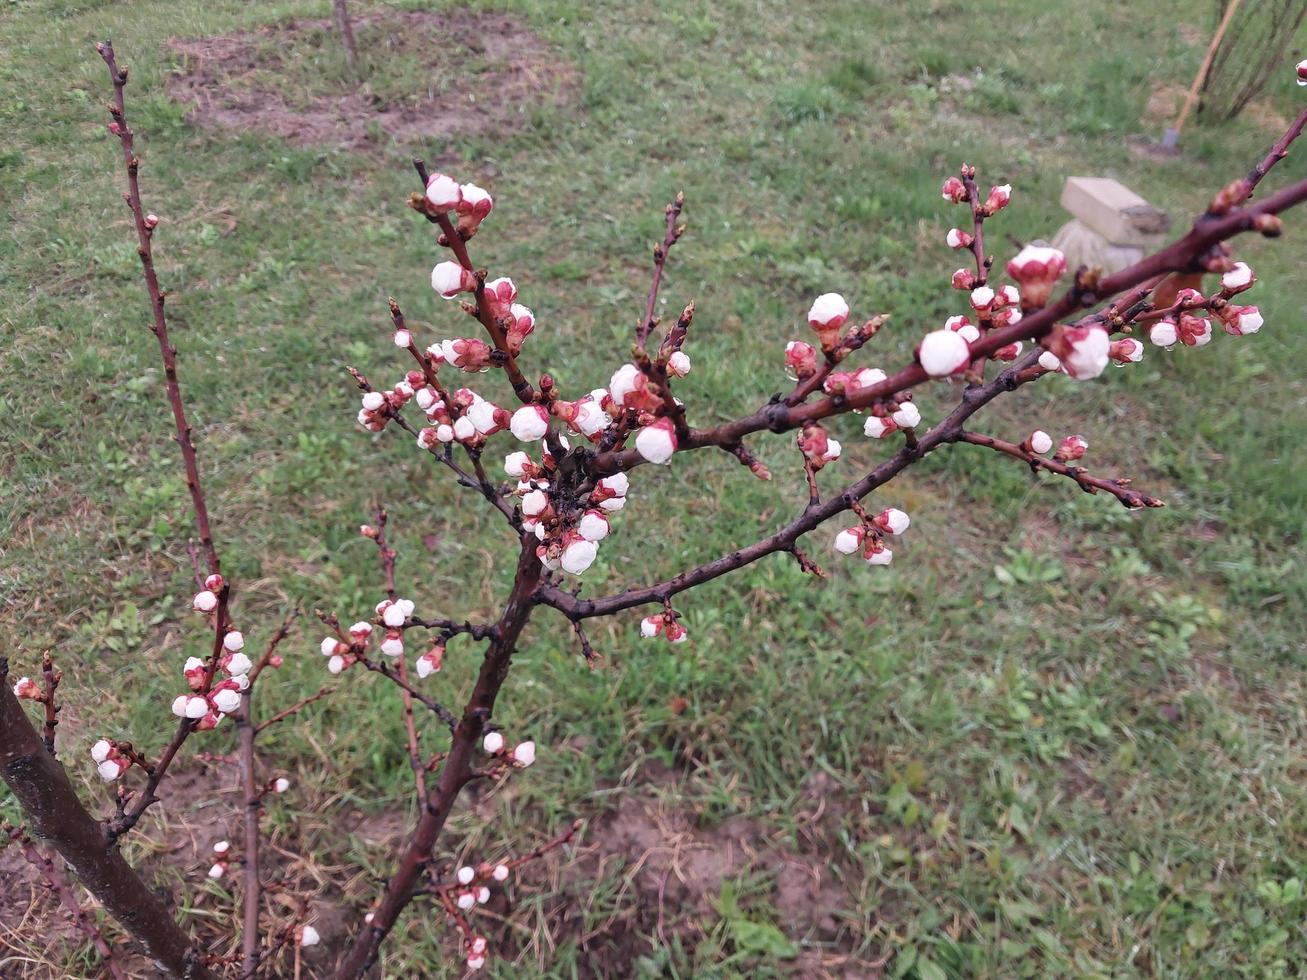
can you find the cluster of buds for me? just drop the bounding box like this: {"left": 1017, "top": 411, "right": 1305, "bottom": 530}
{"left": 207, "top": 839, "right": 232, "bottom": 880}
{"left": 319, "top": 615, "right": 388, "bottom": 674}
{"left": 357, "top": 376, "right": 420, "bottom": 433}
{"left": 639, "top": 609, "right": 688, "bottom": 643}
{"left": 833, "top": 507, "right": 910, "bottom": 566}
{"left": 822, "top": 365, "right": 885, "bottom": 397}
{"left": 552, "top": 389, "right": 615, "bottom": 443}
{"left": 863, "top": 397, "right": 920, "bottom": 439}
{"left": 178, "top": 574, "right": 253, "bottom": 729}
{"left": 941, "top": 173, "right": 1010, "bottom": 214}
{"left": 798, "top": 423, "right": 841, "bottom": 469}
{"left": 482, "top": 731, "right": 536, "bottom": 767}
{"left": 191, "top": 572, "right": 226, "bottom": 614}
{"left": 89, "top": 739, "right": 133, "bottom": 782}
{"left": 508, "top": 443, "right": 623, "bottom": 575}
{"left": 423, "top": 172, "right": 495, "bottom": 239}
{"left": 432, "top": 337, "right": 493, "bottom": 373}
{"left": 1041, "top": 323, "right": 1110, "bottom": 380}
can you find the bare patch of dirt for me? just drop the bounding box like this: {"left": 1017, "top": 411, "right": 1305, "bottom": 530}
{"left": 165, "top": 10, "right": 579, "bottom": 153}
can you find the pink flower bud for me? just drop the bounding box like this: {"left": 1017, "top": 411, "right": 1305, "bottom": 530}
{"left": 864, "top": 539, "right": 893, "bottom": 565}
{"left": 640, "top": 614, "right": 664, "bottom": 638}
{"left": 12, "top": 676, "right": 41, "bottom": 700}
{"left": 784, "top": 340, "right": 818, "bottom": 379}
{"left": 193, "top": 590, "right": 218, "bottom": 613}
{"left": 424, "top": 173, "right": 462, "bottom": 210}
{"left": 969, "top": 286, "right": 996, "bottom": 312}
{"left": 456, "top": 182, "right": 494, "bottom": 235}
{"left": 510, "top": 405, "right": 550, "bottom": 441}
{"left": 415, "top": 643, "right": 445, "bottom": 678}
{"left": 380, "top": 632, "right": 404, "bottom": 657}
{"left": 321, "top": 637, "right": 344, "bottom": 657}
{"left": 467, "top": 954, "right": 486, "bottom": 971}
{"left": 1055, "top": 435, "right": 1088, "bottom": 462}
{"left": 1297, "top": 59, "right": 1307, "bottom": 85}
{"left": 511, "top": 741, "right": 536, "bottom": 767}
{"left": 863, "top": 415, "right": 897, "bottom": 439}
{"left": 891, "top": 401, "right": 921, "bottom": 429}
{"left": 1178, "top": 313, "right": 1213, "bottom": 347}
{"left": 1028, "top": 430, "right": 1053, "bottom": 455}
{"left": 361, "top": 391, "right": 385, "bottom": 413}
{"left": 834, "top": 527, "right": 864, "bottom": 554}
{"left": 940, "top": 176, "right": 968, "bottom": 203}
{"left": 667, "top": 351, "right": 691, "bottom": 377}
{"left": 874, "top": 508, "right": 910, "bottom": 535}
{"left": 984, "top": 184, "right": 1012, "bottom": 212}
{"left": 224, "top": 652, "right": 252, "bottom": 677}
{"left": 211, "top": 687, "right": 241, "bottom": 714}
{"left": 1005, "top": 244, "right": 1066, "bottom": 309}
{"left": 483, "top": 731, "right": 505, "bottom": 754}
{"left": 349, "top": 621, "right": 373, "bottom": 640}
{"left": 431, "top": 262, "right": 476, "bottom": 298}
{"left": 992, "top": 341, "right": 1023, "bottom": 361}
{"left": 635, "top": 418, "right": 678, "bottom": 465}
{"left": 945, "top": 227, "right": 973, "bottom": 249}
{"left": 951, "top": 268, "right": 977, "bottom": 290}
{"left": 1220, "top": 305, "right": 1262, "bottom": 336}
{"left": 1109, "top": 338, "right": 1143, "bottom": 364}
{"left": 204, "top": 573, "right": 224, "bottom": 592}
{"left": 807, "top": 293, "right": 849, "bottom": 350}
{"left": 1044, "top": 324, "right": 1109, "bottom": 379}
{"left": 144, "top": 213, "right": 160, "bottom": 229}
{"left": 918, "top": 329, "right": 971, "bottom": 376}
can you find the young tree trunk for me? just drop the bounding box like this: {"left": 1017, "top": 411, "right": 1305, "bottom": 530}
{"left": 332, "top": 0, "right": 360, "bottom": 75}
{"left": 0, "top": 662, "right": 215, "bottom": 979}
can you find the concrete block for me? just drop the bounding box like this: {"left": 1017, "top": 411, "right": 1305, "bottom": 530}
{"left": 1060, "top": 176, "right": 1170, "bottom": 246}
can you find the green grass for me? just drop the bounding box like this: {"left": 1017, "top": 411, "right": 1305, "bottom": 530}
{"left": 2, "top": 0, "right": 1306, "bottom": 977}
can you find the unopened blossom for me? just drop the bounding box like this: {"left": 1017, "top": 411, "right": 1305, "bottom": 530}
{"left": 475, "top": 886, "right": 490, "bottom": 903}
{"left": 273, "top": 777, "right": 291, "bottom": 793}
{"left": 193, "top": 590, "right": 218, "bottom": 613}
{"left": 511, "top": 741, "right": 536, "bottom": 767}
{"left": 874, "top": 508, "right": 910, "bottom": 535}
{"left": 984, "top": 183, "right": 1012, "bottom": 212}
{"left": 635, "top": 418, "right": 678, "bottom": 465}
{"left": 208, "top": 861, "right": 227, "bottom": 880}
{"left": 864, "top": 539, "right": 893, "bottom": 566}
{"left": 834, "top": 526, "right": 864, "bottom": 554}
{"left": 510, "top": 405, "right": 550, "bottom": 441}
{"left": 609, "top": 363, "right": 660, "bottom": 413}
{"left": 1055, "top": 434, "right": 1088, "bottom": 462}
{"left": 864, "top": 415, "right": 898, "bottom": 439}
{"left": 415, "top": 643, "right": 445, "bottom": 678}
{"left": 969, "top": 285, "right": 996, "bottom": 313}
{"left": 1038, "top": 350, "right": 1063, "bottom": 372}
{"left": 664, "top": 621, "right": 689, "bottom": 643}
{"left": 561, "top": 535, "right": 599, "bottom": 575}
{"left": 891, "top": 401, "right": 921, "bottom": 429}
{"left": 1220, "top": 305, "right": 1263, "bottom": 336}
{"left": 667, "top": 350, "right": 691, "bottom": 377}
{"left": 173, "top": 694, "right": 209, "bottom": 720}
{"left": 1298, "top": 60, "right": 1307, "bottom": 85}
{"left": 483, "top": 731, "right": 505, "bottom": 754}
{"left": 211, "top": 685, "right": 242, "bottom": 714}
{"left": 1221, "top": 262, "right": 1254, "bottom": 293}
{"left": 996, "top": 284, "right": 1020, "bottom": 308}
{"left": 521, "top": 488, "right": 550, "bottom": 519}
{"left": 1027, "top": 430, "right": 1053, "bottom": 455}
{"left": 441, "top": 337, "right": 493, "bottom": 372}
{"left": 453, "top": 416, "right": 477, "bottom": 442}
{"left": 492, "top": 865, "right": 509, "bottom": 882}
{"left": 992, "top": 341, "right": 1023, "bottom": 361}
{"left": 946, "top": 227, "right": 973, "bottom": 249}
{"left": 483, "top": 276, "right": 517, "bottom": 319}
{"left": 381, "top": 600, "right": 411, "bottom": 628}
{"left": 392, "top": 328, "right": 412, "bottom": 348}
{"left": 457, "top": 866, "right": 476, "bottom": 885}
{"left": 1044, "top": 324, "right": 1109, "bottom": 379}
{"left": 467, "top": 952, "right": 487, "bottom": 971}
{"left": 1006, "top": 245, "right": 1066, "bottom": 309}
{"left": 506, "top": 303, "right": 535, "bottom": 353}
{"left": 578, "top": 510, "right": 610, "bottom": 542}
{"left": 570, "top": 397, "right": 613, "bottom": 439}
{"left": 595, "top": 472, "right": 629, "bottom": 499}
{"left": 951, "top": 268, "right": 977, "bottom": 290}
{"left": 464, "top": 398, "right": 507, "bottom": 436}
{"left": 1178, "top": 312, "right": 1213, "bottom": 347}
{"left": 361, "top": 391, "right": 386, "bottom": 414}
{"left": 1109, "top": 338, "right": 1144, "bottom": 364}
{"left": 640, "top": 615, "right": 663, "bottom": 638}
{"left": 784, "top": 340, "right": 818, "bottom": 379}
{"left": 221, "top": 631, "right": 244, "bottom": 653}
{"left": 12, "top": 676, "right": 41, "bottom": 699}
{"left": 93, "top": 739, "right": 132, "bottom": 781}
{"left": 456, "top": 182, "right": 494, "bottom": 235}
{"left": 945, "top": 314, "right": 979, "bottom": 343}
{"left": 807, "top": 292, "right": 849, "bottom": 351}
{"left": 456, "top": 890, "right": 476, "bottom": 911}
{"left": 350, "top": 621, "right": 373, "bottom": 641}
{"left": 224, "top": 652, "right": 252, "bottom": 677}
{"left": 327, "top": 654, "right": 349, "bottom": 674}
{"left": 940, "top": 176, "right": 968, "bottom": 203}
{"left": 431, "top": 261, "right": 476, "bottom": 298}
{"left": 299, "top": 925, "right": 320, "bottom": 948}
{"left": 918, "top": 328, "right": 971, "bottom": 377}
{"left": 425, "top": 173, "right": 462, "bottom": 210}
{"left": 798, "top": 423, "right": 840, "bottom": 468}
{"left": 321, "top": 637, "right": 345, "bottom": 658}
{"left": 504, "top": 451, "right": 533, "bottom": 479}
{"left": 380, "top": 632, "right": 404, "bottom": 657}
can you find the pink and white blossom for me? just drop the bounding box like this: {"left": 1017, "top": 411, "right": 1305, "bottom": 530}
{"left": 510, "top": 405, "right": 550, "bottom": 441}
{"left": 918, "top": 329, "right": 971, "bottom": 376}
{"left": 424, "top": 173, "right": 462, "bottom": 210}
{"left": 635, "top": 418, "right": 678, "bottom": 465}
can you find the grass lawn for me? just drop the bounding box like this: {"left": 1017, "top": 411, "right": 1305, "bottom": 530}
{"left": 2, "top": 0, "right": 1305, "bottom": 976}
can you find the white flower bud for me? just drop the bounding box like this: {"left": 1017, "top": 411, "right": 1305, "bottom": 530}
{"left": 561, "top": 538, "right": 599, "bottom": 575}
{"left": 225, "top": 653, "right": 252, "bottom": 677}
{"left": 510, "top": 405, "right": 550, "bottom": 441}
{"left": 834, "top": 529, "right": 861, "bottom": 554}
{"left": 1029, "top": 430, "right": 1053, "bottom": 455}
{"left": 807, "top": 292, "right": 849, "bottom": 328}
{"left": 634, "top": 420, "right": 677, "bottom": 465}
{"left": 172, "top": 695, "right": 191, "bottom": 717}
{"left": 866, "top": 547, "right": 893, "bottom": 566}
{"left": 273, "top": 777, "right": 291, "bottom": 793}
{"left": 667, "top": 351, "right": 691, "bottom": 377}
{"left": 91, "top": 739, "right": 112, "bottom": 763}
{"left": 598, "top": 472, "right": 628, "bottom": 496}
{"left": 185, "top": 695, "right": 209, "bottom": 719}
{"left": 521, "top": 489, "right": 549, "bottom": 517}
{"left": 327, "top": 654, "right": 347, "bottom": 674}
{"left": 299, "top": 925, "right": 320, "bottom": 948}
{"left": 483, "top": 732, "right": 505, "bottom": 754}
{"left": 918, "top": 329, "right": 971, "bottom": 377}
{"left": 891, "top": 401, "right": 921, "bottom": 429}
{"left": 879, "top": 508, "right": 910, "bottom": 535}
{"left": 504, "top": 451, "right": 530, "bottom": 478}
{"left": 457, "top": 866, "right": 476, "bottom": 885}
{"left": 212, "top": 688, "right": 241, "bottom": 714}
{"left": 1221, "top": 262, "right": 1253, "bottom": 291}
{"left": 476, "top": 886, "right": 490, "bottom": 904}
{"left": 424, "top": 173, "right": 462, "bottom": 209}
{"left": 208, "top": 863, "right": 226, "bottom": 879}
{"left": 380, "top": 634, "right": 404, "bottom": 657}
{"left": 578, "top": 510, "right": 610, "bottom": 542}
{"left": 213, "top": 840, "right": 230, "bottom": 855}
{"left": 492, "top": 864, "right": 509, "bottom": 882}
{"left": 511, "top": 741, "right": 536, "bottom": 767}
{"left": 863, "top": 416, "right": 895, "bottom": 439}
{"left": 609, "top": 364, "right": 643, "bottom": 406}
{"left": 1038, "top": 350, "right": 1063, "bottom": 371}
{"left": 382, "top": 603, "right": 408, "bottom": 628}
{"left": 361, "top": 391, "right": 386, "bottom": 412}
{"left": 431, "top": 261, "right": 472, "bottom": 298}
{"left": 457, "top": 891, "right": 476, "bottom": 911}
{"left": 193, "top": 590, "right": 218, "bottom": 613}
{"left": 453, "top": 416, "right": 476, "bottom": 442}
